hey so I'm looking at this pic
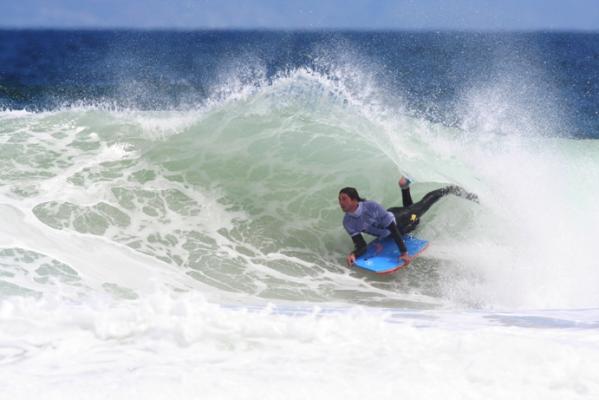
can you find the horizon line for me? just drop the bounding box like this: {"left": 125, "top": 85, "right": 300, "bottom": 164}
{"left": 1, "top": 26, "right": 598, "bottom": 34}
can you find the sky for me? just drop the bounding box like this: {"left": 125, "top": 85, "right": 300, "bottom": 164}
{"left": 1, "top": 0, "right": 598, "bottom": 31}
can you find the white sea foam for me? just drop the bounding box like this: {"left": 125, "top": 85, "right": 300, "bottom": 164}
{"left": 1, "top": 293, "right": 598, "bottom": 400}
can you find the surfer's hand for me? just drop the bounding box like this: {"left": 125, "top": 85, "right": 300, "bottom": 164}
{"left": 399, "top": 253, "right": 412, "bottom": 265}
{"left": 346, "top": 253, "right": 356, "bottom": 267}
{"left": 374, "top": 242, "right": 384, "bottom": 254}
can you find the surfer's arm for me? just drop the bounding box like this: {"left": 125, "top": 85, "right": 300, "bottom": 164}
{"left": 385, "top": 221, "right": 408, "bottom": 255}
{"left": 351, "top": 233, "right": 368, "bottom": 258}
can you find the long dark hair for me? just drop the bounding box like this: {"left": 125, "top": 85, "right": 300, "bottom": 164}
{"left": 339, "top": 187, "right": 365, "bottom": 202}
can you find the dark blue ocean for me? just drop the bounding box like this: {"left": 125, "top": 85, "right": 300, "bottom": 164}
{"left": 1, "top": 30, "right": 598, "bottom": 137}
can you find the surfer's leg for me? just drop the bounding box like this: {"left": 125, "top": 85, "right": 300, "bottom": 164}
{"left": 387, "top": 206, "right": 419, "bottom": 235}
{"left": 398, "top": 176, "right": 414, "bottom": 207}
{"left": 409, "top": 185, "right": 479, "bottom": 217}
{"left": 386, "top": 177, "right": 417, "bottom": 234}
{"left": 401, "top": 187, "right": 413, "bottom": 207}
{"left": 390, "top": 185, "right": 477, "bottom": 234}
{"left": 440, "top": 185, "right": 479, "bottom": 203}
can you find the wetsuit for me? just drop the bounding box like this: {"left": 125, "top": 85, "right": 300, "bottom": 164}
{"left": 344, "top": 185, "right": 478, "bottom": 257}
{"left": 388, "top": 185, "right": 479, "bottom": 234}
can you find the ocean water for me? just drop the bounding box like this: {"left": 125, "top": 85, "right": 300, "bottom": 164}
{"left": 1, "top": 30, "right": 599, "bottom": 399}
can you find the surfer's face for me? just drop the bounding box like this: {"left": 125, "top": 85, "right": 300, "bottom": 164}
{"left": 339, "top": 193, "right": 358, "bottom": 213}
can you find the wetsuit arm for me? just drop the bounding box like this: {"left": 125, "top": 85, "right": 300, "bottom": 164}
{"left": 351, "top": 234, "right": 368, "bottom": 257}
{"left": 385, "top": 221, "right": 408, "bottom": 254}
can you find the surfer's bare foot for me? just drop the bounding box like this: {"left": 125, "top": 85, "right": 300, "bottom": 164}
{"left": 446, "top": 185, "right": 480, "bottom": 204}
{"left": 398, "top": 176, "right": 411, "bottom": 189}
{"left": 449, "top": 185, "right": 479, "bottom": 203}
{"left": 465, "top": 191, "right": 479, "bottom": 203}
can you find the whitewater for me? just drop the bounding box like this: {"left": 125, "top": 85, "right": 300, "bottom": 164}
{"left": 1, "top": 32, "right": 599, "bottom": 399}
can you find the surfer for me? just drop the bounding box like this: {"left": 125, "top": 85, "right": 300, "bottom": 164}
{"left": 339, "top": 177, "right": 478, "bottom": 267}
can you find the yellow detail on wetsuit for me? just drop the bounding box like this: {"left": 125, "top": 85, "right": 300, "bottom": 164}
{"left": 410, "top": 214, "right": 417, "bottom": 222}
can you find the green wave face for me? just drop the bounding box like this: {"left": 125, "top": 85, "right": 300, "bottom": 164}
{"left": 1, "top": 71, "right": 598, "bottom": 310}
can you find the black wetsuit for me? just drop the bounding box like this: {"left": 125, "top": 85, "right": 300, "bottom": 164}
{"left": 351, "top": 185, "right": 478, "bottom": 256}
{"left": 388, "top": 185, "right": 478, "bottom": 233}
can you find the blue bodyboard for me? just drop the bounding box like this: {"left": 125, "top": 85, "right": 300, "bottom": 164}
{"left": 353, "top": 235, "right": 429, "bottom": 274}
